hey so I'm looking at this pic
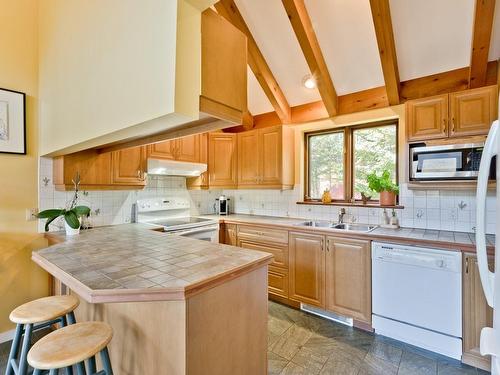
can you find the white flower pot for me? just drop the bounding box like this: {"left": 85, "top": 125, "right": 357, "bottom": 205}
{"left": 65, "top": 221, "right": 80, "bottom": 236}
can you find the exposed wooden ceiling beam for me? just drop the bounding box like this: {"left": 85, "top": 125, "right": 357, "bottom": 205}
{"left": 281, "top": 0, "right": 338, "bottom": 117}
{"left": 469, "top": 0, "right": 496, "bottom": 88}
{"left": 369, "top": 0, "right": 400, "bottom": 105}
{"left": 214, "top": 0, "right": 291, "bottom": 123}
{"left": 228, "top": 62, "right": 499, "bottom": 131}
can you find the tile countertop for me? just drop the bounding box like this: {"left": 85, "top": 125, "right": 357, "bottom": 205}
{"left": 201, "top": 214, "right": 496, "bottom": 254}
{"left": 33, "top": 224, "right": 273, "bottom": 303}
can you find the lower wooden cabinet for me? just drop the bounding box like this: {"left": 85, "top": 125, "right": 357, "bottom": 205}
{"left": 462, "top": 253, "right": 493, "bottom": 371}
{"left": 268, "top": 265, "right": 289, "bottom": 299}
{"left": 289, "top": 232, "right": 325, "bottom": 307}
{"left": 326, "top": 237, "right": 371, "bottom": 323}
{"left": 237, "top": 238, "right": 288, "bottom": 269}
{"left": 220, "top": 223, "right": 237, "bottom": 246}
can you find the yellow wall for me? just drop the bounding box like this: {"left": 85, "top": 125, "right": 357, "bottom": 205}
{"left": 0, "top": 0, "right": 48, "bottom": 335}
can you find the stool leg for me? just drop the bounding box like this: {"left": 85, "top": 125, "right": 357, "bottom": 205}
{"left": 60, "top": 315, "right": 67, "bottom": 328}
{"left": 49, "top": 369, "right": 58, "bottom": 375}
{"left": 64, "top": 365, "right": 74, "bottom": 375}
{"left": 87, "top": 357, "right": 96, "bottom": 374}
{"left": 17, "top": 323, "right": 33, "bottom": 375}
{"left": 5, "top": 323, "right": 23, "bottom": 375}
{"left": 100, "top": 348, "right": 113, "bottom": 375}
{"left": 32, "top": 369, "right": 43, "bottom": 375}
{"left": 66, "top": 311, "right": 76, "bottom": 325}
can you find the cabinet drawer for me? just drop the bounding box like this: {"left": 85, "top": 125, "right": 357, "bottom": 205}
{"left": 237, "top": 239, "right": 288, "bottom": 268}
{"left": 237, "top": 225, "right": 288, "bottom": 245}
{"left": 268, "top": 265, "right": 289, "bottom": 299}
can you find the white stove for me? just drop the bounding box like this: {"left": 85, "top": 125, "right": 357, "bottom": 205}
{"left": 134, "top": 197, "right": 219, "bottom": 242}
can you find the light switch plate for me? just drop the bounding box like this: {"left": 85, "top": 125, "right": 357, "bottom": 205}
{"left": 26, "top": 208, "right": 39, "bottom": 221}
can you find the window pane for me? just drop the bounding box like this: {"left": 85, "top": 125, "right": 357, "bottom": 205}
{"left": 308, "top": 132, "right": 344, "bottom": 199}
{"left": 353, "top": 125, "right": 397, "bottom": 200}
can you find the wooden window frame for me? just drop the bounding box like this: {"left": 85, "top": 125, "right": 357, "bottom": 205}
{"left": 304, "top": 119, "right": 399, "bottom": 203}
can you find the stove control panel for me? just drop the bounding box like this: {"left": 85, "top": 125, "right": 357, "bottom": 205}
{"left": 136, "top": 197, "right": 190, "bottom": 212}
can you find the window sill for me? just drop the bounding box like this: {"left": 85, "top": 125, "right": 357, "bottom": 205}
{"left": 297, "top": 201, "right": 404, "bottom": 209}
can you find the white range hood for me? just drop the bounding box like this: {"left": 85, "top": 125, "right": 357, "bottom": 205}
{"left": 147, "top": 159, "right": 207, "bottom": 177}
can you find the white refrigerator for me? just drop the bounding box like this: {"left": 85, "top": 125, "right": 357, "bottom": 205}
{"left": 477, "top": 108, "right": 499, "bottom": 373}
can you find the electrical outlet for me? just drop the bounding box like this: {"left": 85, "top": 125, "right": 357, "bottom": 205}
{"left": 26, "top": 208, "right": 39, "bottom": 221}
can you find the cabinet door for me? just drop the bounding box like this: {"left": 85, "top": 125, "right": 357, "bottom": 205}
{"left": 176, "top": 134, "right": 200, "bottom": 162}
{"left": 259, "top": 126, "right": 282, "bottom": 185}
{"left": 208, "top": 133, "right": 237, "bottom": 188}
{"left": 222, "top": 223, "right": 237, "bottom": 246}
{"left": 463, "top": 254, "right": 493, "bottom": 371}
{"left": 268, "top": 265, "right": 289, "bottom": 299}
{"left": 325, "top": 237, "right": 371, "bottom": 323}
{"left": 237, "top": 239, "right": 288, "bottom": 268}
{"left": 450, "top": 86, "right": 498, "bottom": 137}
{"left": 289, "top": 232, "right": 325, "bottom": 307}
{"left": 200, "top": 9, "right": 247, "bottom": 124}
{"left": 237, "top": 130, "right": 260, "bottom": 186}
{"left": 187, "top": 133, "right": 209, "bottom": 190}
{"left": 406, "top": 94, "right": 448, "bottom": 141}
{"left": 148, "top": 140, "right": 176, "bottom": 160}
{"left": 112, "top": 147, "right": 147, "bottom": 185}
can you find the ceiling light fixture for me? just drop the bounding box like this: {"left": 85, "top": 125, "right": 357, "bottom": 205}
{"left": 302, "top": 74, "right": 316, "bottom": 89}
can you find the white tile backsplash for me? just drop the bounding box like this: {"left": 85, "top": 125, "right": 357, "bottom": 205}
{"left": 39, "top": 157, "right": 496, "bottom": 234}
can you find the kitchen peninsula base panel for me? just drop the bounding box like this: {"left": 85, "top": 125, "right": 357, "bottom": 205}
{"left": 74, "top": 266, "right": 268, "bottom": 375}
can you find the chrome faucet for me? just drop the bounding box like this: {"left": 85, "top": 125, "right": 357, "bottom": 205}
{"left": 338, "top": 208, "right": 346, "bottom": 224}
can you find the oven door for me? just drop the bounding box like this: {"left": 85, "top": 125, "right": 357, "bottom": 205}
{"left": 409, "top": 142, "right": 493, "bottom": 181}
{"left": 170, "top": 224, "right": 219, "bottom": 243}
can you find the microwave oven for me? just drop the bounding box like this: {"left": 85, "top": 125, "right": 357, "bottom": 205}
{"left": 409, "top": 142, "right": 496, "bottom": 181}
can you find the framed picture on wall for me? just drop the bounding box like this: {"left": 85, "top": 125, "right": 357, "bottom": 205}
{"left": 0, "top": 88, "right": 26, "bottom": 155}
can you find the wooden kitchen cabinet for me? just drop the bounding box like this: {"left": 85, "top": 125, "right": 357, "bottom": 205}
{"left": 112, "top": 147, "right": 147, "bottom": 185}
{"left": 268, "top": 265, "right": 289, "bottom": 299}
{"left": 237, "top": 238, "right": 288, "bottom": 269}
{"left": 187, "top": 133, "right": 209, "bottom": 190}
{"left": 221, "top": 223, "right": 237, "bottom": 246}
{"left": 406, "top": 85, "right": 498, "bottom": 142}
{"left": 147, "top": 134, "right": 200, "bottom": 163}
{"left": 200, "top": 9, "right": 247, "bottom": 124}
{"left": 289, "top": 232, "right": 325, "bottom": 307}
{"left": 237, "top": 125, "right": 294, "bottom": 189}
{"left": 53, "top": 148, "right": 146, "bottom": 190}
{"left": 462, "top": 253, "right": 493, "bottom": 371}
{"left": 406, "top": 94, "right": 448, "bottom": 141}
{"left": 325, "top": 237, "right": 371, "bottom": 323}
{"left": 208, "top": 133, "right": 237, "bottom": 188}
{"left": 450, "top": 86, "right": 498, "bottom": 138}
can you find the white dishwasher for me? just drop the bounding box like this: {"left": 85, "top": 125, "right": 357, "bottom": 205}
{"left": 372, "top": 242, "right": 462, "bottom": 359}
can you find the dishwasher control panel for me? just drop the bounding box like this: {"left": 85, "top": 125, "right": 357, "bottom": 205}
{"left": 372, "top": 242, "right": 462, "bottom": 273}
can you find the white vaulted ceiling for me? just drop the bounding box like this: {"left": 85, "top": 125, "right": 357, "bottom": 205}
{"left": 234, "top": 0, "right": 499, "bottom": 116}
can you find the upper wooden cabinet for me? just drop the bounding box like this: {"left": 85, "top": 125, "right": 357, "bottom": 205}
{"left": 450, "top": 86, "right": 498, "bottom": 138}
{"left": 147, "top": 135, "right": 200, "bottom": 163}
{"left": 406, "top": 85, "right": 498, "bottom": 142}
{"left": 208, "top": 133, "right": 238, "bottom": 188}
{"left": 325, "top": 237, "right": 371, "bottom": 323}
{"left": 406, "top": 94, "right": 448, "bottom": 141}
{"left": 289, "top": 232, "right": 325, "bottom": 308}
{"left": 463, "top": 253, "right": 493, "bottom": 371}
{"left": 186, "top": 133, "right": 209, "bottom": 190}
{"left": 112, "top": 147, "right": 147, "bottom": 186}
{"left": 237, "top": 126, "right": 295, "bottom": 189}
{"left": 53, "top": 147, "right": 146, "bottom": 190}
{"left": 200, "top": 9, "right": 247, "bottom": 124}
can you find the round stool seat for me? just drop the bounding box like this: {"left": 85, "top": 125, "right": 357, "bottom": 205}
{"left": 9, "top": 295, "right": 79, "bottom": 324}
{"left": 27, "top": 322, "right": 113, "bottom": 370}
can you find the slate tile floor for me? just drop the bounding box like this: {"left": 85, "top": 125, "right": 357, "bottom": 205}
{"left": 0, "top": 302, "right": 490, "bottom": 374}
{"left": 268, "top": 301, "right": 489, "bottom": 375}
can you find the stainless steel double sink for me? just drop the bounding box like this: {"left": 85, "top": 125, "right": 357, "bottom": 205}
{"left": 295, "top": 220, "right": 376, "bottom": 233}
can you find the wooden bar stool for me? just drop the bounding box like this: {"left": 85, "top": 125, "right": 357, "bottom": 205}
{"left": 27, "top": 322, "right": 114, "bottom": 375}
{"left": 6, "top": 295, "right": 80, "bottom": 375}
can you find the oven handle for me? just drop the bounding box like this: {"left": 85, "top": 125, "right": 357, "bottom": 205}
{"left": 169, "top": 225, "right": 219, "bottom": 236}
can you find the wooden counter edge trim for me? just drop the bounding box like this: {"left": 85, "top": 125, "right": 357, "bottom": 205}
{"left": 33, "top": 250, "right": 273, "bottom": 303}
{"left": 215, "top": 218, "right": 493, "bottom": 255}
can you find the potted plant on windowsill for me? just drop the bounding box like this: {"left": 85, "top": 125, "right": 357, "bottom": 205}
{"left": 37, "top": 172, "right": 91, "bottom": 235}
{"left": 366, "top": 170, "right": 399, "bottom": 206}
